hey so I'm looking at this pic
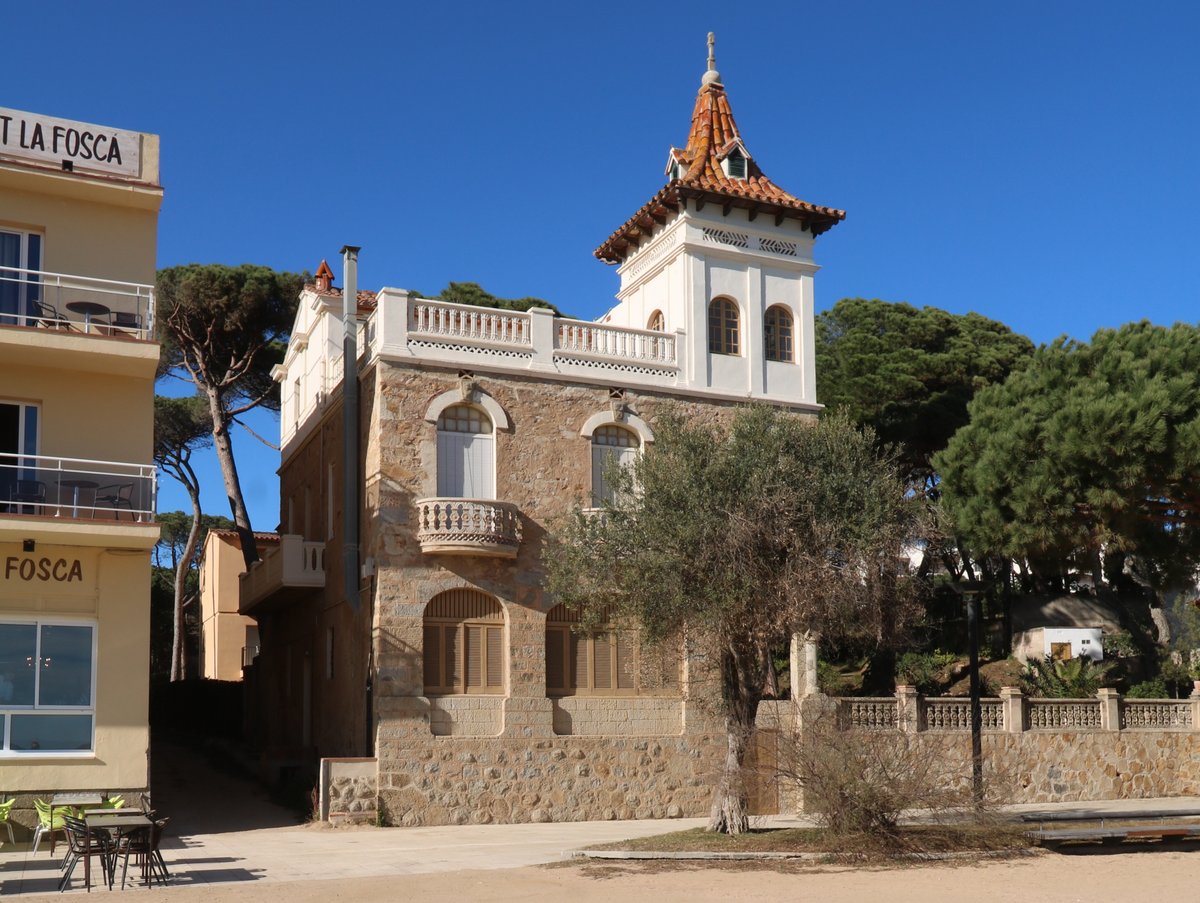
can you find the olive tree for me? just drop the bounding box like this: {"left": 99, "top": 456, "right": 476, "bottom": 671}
{"left": 543, "top": 406, "right": 922, "bottom": 834}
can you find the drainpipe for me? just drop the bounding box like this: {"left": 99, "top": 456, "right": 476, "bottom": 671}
{"left": 341, "top": 245, "right": 361, "bottom": 613}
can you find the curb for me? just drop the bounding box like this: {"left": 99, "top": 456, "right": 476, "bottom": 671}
{"left": 569, "top": 848, "right": 1039, "bottom": 862}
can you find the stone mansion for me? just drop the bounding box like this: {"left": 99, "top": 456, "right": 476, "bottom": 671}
{"left": 231, "top": 41, "right": 844, "bottom": 825}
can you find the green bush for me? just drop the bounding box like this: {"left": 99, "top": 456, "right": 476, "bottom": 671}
{"left": 896, "top": 650, "right": 959, "bottom": 695}
{"left": 1126, "top": 679, "right": 1169, "bottom": 699}
{"left": 1020, "top": 655, "right": 1115, "bottom": 698}
{"left": 1102, "top": 631, "right": 1140, "bottom": 659}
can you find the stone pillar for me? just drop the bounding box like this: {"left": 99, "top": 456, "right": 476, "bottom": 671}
{"left": 1191, "top": 684, "right": 1200, "bottom": 731}
{"left": 374, "top": 287, "right": 410, "bottom": 355}
{"left": 896, "top": 685, "right": 920, "bottom": 733}
{"left": 528, "top": 307, "right": 556, "bottom": 370}
{"left": 790, "top": 632, "right": 820, "bottom": 698}
{"left": 1097, "top": 687, "right": 1121, "bottom": 732}
{"left": 1000, "top": 686, "right": 1026, "bottom": 733}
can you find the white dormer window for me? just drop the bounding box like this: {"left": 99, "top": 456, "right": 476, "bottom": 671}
{"left": 670, "top": 162, "right": 683, "bottom": 180}
{"left": 722, "top": 149, "right": 747, "bottom": 180}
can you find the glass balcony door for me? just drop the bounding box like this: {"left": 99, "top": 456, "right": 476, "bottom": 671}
{"left": 0, "top": 229, "right": 42, "bottom": 326}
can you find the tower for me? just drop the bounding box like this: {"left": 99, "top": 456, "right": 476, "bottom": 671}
{"left": 595, "top": 34, "right": 844, "bottom": 406}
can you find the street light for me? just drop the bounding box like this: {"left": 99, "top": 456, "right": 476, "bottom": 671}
{"left": 956, "top": 579, "right": 984, "bottom": 805}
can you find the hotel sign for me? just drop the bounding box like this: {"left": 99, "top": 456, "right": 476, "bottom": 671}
{"left": 0, "top": 106, "right": 141, "bottom": 178}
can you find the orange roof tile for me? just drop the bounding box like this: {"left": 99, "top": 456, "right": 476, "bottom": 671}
{"left": 303, "top": 281, "right": 379, "bottom": 313}
{"left": 595, "top": 69, "right": 845, "bottom": 264}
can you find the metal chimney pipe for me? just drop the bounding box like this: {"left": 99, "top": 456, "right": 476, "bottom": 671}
{"left": 340, "top": 245, "right": 362, "bottom": 613}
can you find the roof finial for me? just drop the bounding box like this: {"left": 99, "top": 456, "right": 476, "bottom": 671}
{"left": 702, "top": 32, "right": 721, "bottom": 86}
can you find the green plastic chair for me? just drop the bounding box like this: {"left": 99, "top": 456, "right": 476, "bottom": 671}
{"left": 32, "top": 798, "right": 71, "bottom": 856}
{"left": 0, "top": 798, "right": 14, "bottom": 847}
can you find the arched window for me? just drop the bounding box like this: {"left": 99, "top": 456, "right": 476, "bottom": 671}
{"left": 764, "top": 305, "right": 794, "bottom": 362}
{"left": 436, "top": 404, "right": 494, "bottom": 498}
{"left": 646, "top": 310, "right": 665, "bottom": 332}
{"left": 708, "top": 297, "right": 740, "bottom": 355}
{"left": 423, "top": 589, "right": 504, "bottom": 695}
{"left": 591, "top": 424, "right": 639, "bottom": 507}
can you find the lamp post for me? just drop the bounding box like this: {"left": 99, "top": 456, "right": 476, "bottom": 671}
{"left": 962, "top": 580, "right": 984, "bottom": 805}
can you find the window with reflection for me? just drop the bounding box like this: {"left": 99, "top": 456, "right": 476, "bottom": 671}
{"left": 0, "top": 620, "right": 95, "bottom": 754}
{"left": 764, "top": 305, "right": 794, "bottom": 362}
{"left": 708, "top": 298, "right": 740, "bottom": 355}
{"left": 646, "top": 310, "right": 665, "bottom": 332}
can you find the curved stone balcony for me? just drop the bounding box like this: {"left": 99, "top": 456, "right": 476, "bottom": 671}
{"left": 415, "top": 498, "right": 522, "bottom": 558}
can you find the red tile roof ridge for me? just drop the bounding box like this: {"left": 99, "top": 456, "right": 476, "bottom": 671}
{"left": 208, "top": 529, "right": 281, "bottom": 543}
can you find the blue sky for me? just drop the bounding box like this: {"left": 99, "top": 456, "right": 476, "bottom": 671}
{"left": 9, "top": 1, "right": 1200, "bottom": 531}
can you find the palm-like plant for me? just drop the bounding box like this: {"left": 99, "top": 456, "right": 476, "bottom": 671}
{"left": 1020, "top": 655, "right": 1115, "bottom": 698}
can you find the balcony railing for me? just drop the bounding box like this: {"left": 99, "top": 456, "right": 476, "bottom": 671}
{"left": 0, "top": 266, "right": 155, "bottom": 340}
{"left": 555, "top": 318, "right": 676, "bottom": 366}
{"left": 0, "top": 452, "right": 155, "bottom": 521}
{"left": 415, "top": 498, "right": 522, "bottom": 558}
{"left": 239, "top": 534, "right": 326, "bottom": 613}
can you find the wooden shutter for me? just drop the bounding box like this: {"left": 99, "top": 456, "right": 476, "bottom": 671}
{"left": 593, "top": 634, "right": 613, "bottom": 690}
{"left": 546, "top": 627, "right": 566, "bottom": 693}
{"left": 616, "top": 632, "right": 637, "bottom": 690}
{"left": 445, "top": 625, "right": 462, "bottom": 691}
{"left": 571, "top": 633, "right": 587, "bottom": 691}
{"left": 485, "top": 626, "right": 503, "bottom": 689}
{"left": 465, "top": 625, "right": 483, "bottom": 689}
{"left": 423, "top": 624, "right": 442, "bottom": 691}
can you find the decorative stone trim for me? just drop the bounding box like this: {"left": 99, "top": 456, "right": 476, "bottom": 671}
{"left": 579, "top": 410, "right": 655, "bottom": 445}
{"left": 423, "top": 387, "right": 512, "bottom": 431}
{"left": 415, "top": 498, "right": 522, "bottom": 558}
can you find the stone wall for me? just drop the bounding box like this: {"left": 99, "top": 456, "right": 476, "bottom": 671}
{"left": 551, "top": 697, "right": 683, "bottom": 737}
{"left": 818, "top": 688, "right": 1200, "bottom": 805}
{"left": 319, "top": 758, "right": 378, "bottom": 825}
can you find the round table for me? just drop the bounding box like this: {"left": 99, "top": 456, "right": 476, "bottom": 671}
{"left": 64, "top": 300, "right": 112, "bottom": 334}
{"left": 57, "top": 478, "right": 98, "bottom": 517}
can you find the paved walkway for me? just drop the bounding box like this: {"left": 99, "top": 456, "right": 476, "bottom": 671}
{"left": 2, "top": 740, "right": 1198, "bottom": 896}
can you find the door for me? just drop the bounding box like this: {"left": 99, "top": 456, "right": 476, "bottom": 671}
{"left": 0, "top": 230, "right": 42, "bottom": 325}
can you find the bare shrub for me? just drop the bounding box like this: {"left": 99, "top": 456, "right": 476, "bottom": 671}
{"left": 775, "top": 714, "right": 1009, "bottom": 840}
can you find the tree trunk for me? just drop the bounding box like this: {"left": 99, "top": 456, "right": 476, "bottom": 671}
{"left": 172, "top": 480, "right": 203, "bottom": 682}
{"left": 707, "top": 648, "right": 760, "bottom": 835}
{"left": 205, "top": 386, "right": 259, "bottom": 566}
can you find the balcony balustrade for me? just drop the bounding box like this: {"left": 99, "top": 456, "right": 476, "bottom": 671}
{"left": 239, "top": 534, "right": 327, "bottom": 614}
{"left": 0, "top": 452, "right": 155, "bottom": 521}
{"left": 0, "top": 266, "right": 155, "bottom": 340}
{"left": 415, "top": 498, "right": 522, "bottom": 558}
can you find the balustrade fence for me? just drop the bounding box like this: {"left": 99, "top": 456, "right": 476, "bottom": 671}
{"left": 834, "top": 687, "right": 1198, "bottom": 733}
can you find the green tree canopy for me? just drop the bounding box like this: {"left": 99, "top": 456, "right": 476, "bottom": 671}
{"left": 543, "top": 406, "right": 922, "bottom": 834}
{"left": 420, "top": 281, "right": 563, "bottom": 316}
{"left": 157, "top": 264, "right": 304, "bottom": 565}
{"left": 816, "top": 298, "right": 1034, "bottom": 486}
{"left": 936, "top": 321, "right": 1200, "bottom": 595}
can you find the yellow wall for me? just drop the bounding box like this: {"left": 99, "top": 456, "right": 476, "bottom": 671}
{"left": 199, "top": 534, "right": 260, "bottom": 681}
{"left": 0, "top": 361, "right": 152, "bottom": 466}
{"left": 0, "top": 541, "right": 150, "bottom": 790}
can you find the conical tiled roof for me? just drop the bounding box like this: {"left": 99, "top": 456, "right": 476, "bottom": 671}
{"left": 595, "top": 58, "right": 845, "bottom": 264}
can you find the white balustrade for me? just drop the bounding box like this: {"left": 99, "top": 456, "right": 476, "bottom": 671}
{"left": 409, "top": 300, "right": 531, "bottom": 347}
{"left": 838, "top": 697, "right": 899, "bottom": 730}
{"left": 923, "top": 698, "right": 1003, "bottom": 731}
{"left": 1120, "top": 700, "right": 1193, "bottom": 729}
{"left": 415, "top": 498, "right": 522, "bottom": 558}
{"left": 1027, "top": 698, "right": 1102, "bottom": 730}
{"left": 555, "top": 319, "right": 676, "bottom": 366}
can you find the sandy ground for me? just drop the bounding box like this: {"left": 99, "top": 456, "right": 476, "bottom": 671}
{"left": 48, "top": 847, "right": 1195, "bottom": 903}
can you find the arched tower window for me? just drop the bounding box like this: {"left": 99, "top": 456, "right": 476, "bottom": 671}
{"left": 591, "top": 424, "right": 639, "bottom": 506}
{"left": 436, "top": 404, "right": 494, "bottom": 498}
{"left": 423, "top": 589, "right": 504, "bottom": 695}
{"left": 764, "top": 305, "right": 794, "bottom": 362}
{"left": 708, "top": 297, "right": 740, "bottom": 356}
{"left": 646, "top": 310, "right": 665, "bottom": 332}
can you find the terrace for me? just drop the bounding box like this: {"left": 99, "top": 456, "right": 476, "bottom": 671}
{"left": 0, "top": 452, "right": 155, "bottom": 522}
{"left": 0, "top": 265, "right": 155, "bottom": 341}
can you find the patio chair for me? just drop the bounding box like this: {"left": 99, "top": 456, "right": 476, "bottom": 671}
{"left": 33, "top": 301, "right": 71, "bottom": 330}
{"left": 105, "top": 311, "right": 142, "bottom": 337}
{"left": 116, "top": 816, "right": 169, "bottom": 889}
{"left": 9, "top": 479, "right": 47, "bottom": 515}
{"left": 99, "top": 795, "right": 125, "bottom": 810}
{"left": 59, "top": 814, "right": 110, "bottom": 892}
{"left": 32, "top": 798, "right": 71, "bottom": 856}
{"left": 0, "top": 798, "right": 15, "bottom": 847}
{"left": 92, "top": 483, "right": 133, "bottom": 520}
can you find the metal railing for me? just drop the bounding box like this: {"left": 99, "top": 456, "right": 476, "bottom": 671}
{"left": 0, "top": 266, "right": 155, "bottom": 340}
{"left": 0, "top": 452, "right": 155, "bottom": 521}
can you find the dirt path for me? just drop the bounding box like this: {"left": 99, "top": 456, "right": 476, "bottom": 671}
{"left": 114, "top": 848, "right": 1198, "bottom": 903}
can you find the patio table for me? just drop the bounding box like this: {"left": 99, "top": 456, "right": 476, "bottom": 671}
{"left": 51, "top": 792, "right": 103, "bottom": 807}
{"left": 84, "top": 813, "right": 153, "bottom": 889}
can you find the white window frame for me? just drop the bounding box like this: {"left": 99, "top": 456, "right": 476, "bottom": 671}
{"left": 0, "top": 617, "right": 98, "bottom": 757}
